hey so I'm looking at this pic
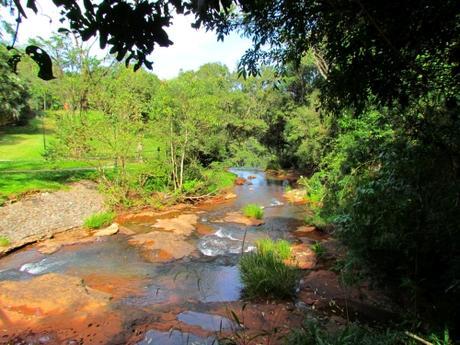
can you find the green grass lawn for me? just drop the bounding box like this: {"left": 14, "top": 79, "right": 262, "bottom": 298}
{"left": 0, "top": 117, "right": 53, "bottom": 160}
{"left": 0, "top": 116, "right": 98, "bottom": 204}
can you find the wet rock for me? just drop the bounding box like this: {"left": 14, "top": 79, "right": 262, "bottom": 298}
{"left": 283, "top": 189, "right": 307, "bottom": 205}
{"left": 128, "top": 232, "right": 195, "bottom": 262}
{"left": 82, "top": 273, "right": 147, "bottom": 299}
{"left": 247, "top": 175, "right": 257, "bottom": 180}
{"left": 36, "top": 224, "right": 120, "bottom": 255}
{"left": 235, "top": 177, "right": 246, "bottom": 185}
{"left": 138, "top": 330, "right": 216, "bottom": 345}
{"left": 195, "top": 223, "right": 215, "bottom": 235}
{"left": 298, "top": 270, "right": 398, "bottom": 323}
{"left": 284, "top": 243, "right": 317, "bottom": 269}
{"left": 224, "top": 192, "right": 237, "bottom": 200}
{"left": 0, "top": 273, "right": 111, "bottom": 326}
{"left": 216, "top": 212, "right": 264, "bottom": 226}
{"left": 93, "top": 223, "right": 119, "bottom": 237}
{"left": 36, "top": 228, "right": 94, "bottom": 255}
{"left": 294, "top": 225, "right": 317, "bottom": 236}
{"left": 118, "top": 224, "right": 136, "bottom": 236}
{"left": 177, "top": 311, "right": 237, "bottom": 331}
{"left": 152, "top": 214, "right": 199, "bottom": 236}
{"left": 293, "top": 225, "right": 329, "bottom": 243}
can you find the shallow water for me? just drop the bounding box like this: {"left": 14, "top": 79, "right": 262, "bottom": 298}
{"left": 0, "top": 169, "right": 312, "bottom": 344}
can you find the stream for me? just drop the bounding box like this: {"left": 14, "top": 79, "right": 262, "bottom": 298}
{"left": 0, "top": 169, "right": 315, "bottom": 345}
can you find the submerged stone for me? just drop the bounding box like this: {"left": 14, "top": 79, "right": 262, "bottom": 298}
{"left": 137, "top": 329, "right": 217, "bottom": 345}
{"left": 177, "top": 311, "right": 236, "bottom": 331}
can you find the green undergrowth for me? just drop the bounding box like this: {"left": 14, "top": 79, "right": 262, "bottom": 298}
{"left": 242, "top": 203, "right": 264, "bottom": 219}
{"left": 239, "top": 239, "right": 297, "bottom": 300}
{"left": 285, "top": 322, "right": 402, "bottom": 345}
{"left": 284, "top": 322, "right": 454, "bottom": 345}
{"left": 83, "top": 211, "right": 115, "bottom": 229}
{"left": 202, "top": 168, "right": 237, "bottom": 194}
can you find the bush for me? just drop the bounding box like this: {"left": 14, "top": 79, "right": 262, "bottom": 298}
{"left": 0, "top": 235, "right": 10, "bottom": 247}
{"left": 242, "top": 203, "right": 264, "bottom": 219}
{"left": 256, "top": 238, "right": 292, "bottom": 260}
{"left": 84, "top": 211, "right": 115, "bottom": 229}
{"left": 239, "top": 247, "right": 298, "bottom": 300}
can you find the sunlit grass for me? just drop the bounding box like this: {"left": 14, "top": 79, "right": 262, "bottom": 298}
{"left": 239, "top": 239, "right": 297, "bottom": 300}
{"left": 256, "top": 238, "right": 292, "bottom": 260}
{"left": 242, "top": 203, "right": 264, "bottom": 219}
{"left": 83, "top": 211, "right": 115, "bottom": 229}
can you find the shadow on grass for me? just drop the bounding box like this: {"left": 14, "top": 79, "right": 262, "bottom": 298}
{"left": 0, "top": 169, "right": 98, "bottom": 199}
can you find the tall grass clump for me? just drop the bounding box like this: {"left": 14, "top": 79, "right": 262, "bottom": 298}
{"left": 256, "top": 238, "right": 292, "bottom": 260}
{"left": 84, "top": 211, "right": 115, "bottom": 229}
{"left": 242, "top": 203, "right": 264, "bottom": 219}
{"left": 239, "top": 239, "right": 297, "bottom": 300}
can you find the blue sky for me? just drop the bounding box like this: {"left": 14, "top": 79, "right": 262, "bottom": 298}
{"left": 6, "top": 0, "right": 252, "bottom": 79}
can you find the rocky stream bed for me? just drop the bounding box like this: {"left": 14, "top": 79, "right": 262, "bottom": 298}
{"left": 0, "top": 169, "right": 395, "bottom": 345}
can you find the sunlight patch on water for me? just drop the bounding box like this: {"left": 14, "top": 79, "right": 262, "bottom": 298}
{"left": 19, "top": 258, "right": 65, "bottom": 275}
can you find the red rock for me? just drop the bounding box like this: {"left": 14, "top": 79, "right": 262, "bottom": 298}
{"left": 235, "top": 177, "right": 246, "bottom": 185}
{"left": 128, "top": 231, "right": 195, "bottom": 262}
{"left": 284, "top": 243, "right": 317, "bottom": 269}
{"left": 216, "top": 212, "right": 264, "bottom": 226}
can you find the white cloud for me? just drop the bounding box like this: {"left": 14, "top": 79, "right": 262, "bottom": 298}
{"left": 5, "top": 2, "right": 251, "bottom": 79}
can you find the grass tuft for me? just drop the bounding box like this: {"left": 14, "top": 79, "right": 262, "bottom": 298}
{"left": 0, "top": 235, "right": 11, "bottom": 247}
{"left": 239, "top": 240, "right": 297, "bottom": 300}
{"left": 84, "top": 211, "right": 115, "bottom": 229}
{"left": 256, "top": 238, "right": 292, "bottom": 260}
{"left": 242, "top": 203, "right": 264, "bottom": 219}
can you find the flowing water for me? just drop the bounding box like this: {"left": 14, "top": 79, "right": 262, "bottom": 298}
{"left": 0, "top": 169, "right": 310, "bottom": 344}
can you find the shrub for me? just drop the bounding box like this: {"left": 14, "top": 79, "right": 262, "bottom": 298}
{"left": 0, "top": 235, "right": 10, "bottom": 247}
{"left": 242, "top": 203, "right": 264, "bottom": 219}
{"left": 256, "top": 238, "right": 292, "bottom": 260}
{"left": 239, "top": 248, "right": 298, "bottom": 300}
{"left": 84, "top": 211, "right": 115, "bottom": 229}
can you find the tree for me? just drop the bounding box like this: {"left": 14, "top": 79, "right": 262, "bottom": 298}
{"left": 150, "top": 64, "right": 230, "bottom": 191}
{"left": 0, "top": 45, "right": 31, "bottom": 125}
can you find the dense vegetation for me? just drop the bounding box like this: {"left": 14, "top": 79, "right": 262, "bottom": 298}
{"left": 1, "top": 0, "right": 460, "bottom": 341}
{"left": 1, "top": 30, "right": 325, "bottom": 207}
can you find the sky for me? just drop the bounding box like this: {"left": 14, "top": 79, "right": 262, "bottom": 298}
{"left": 5, "top": 0, "right": 252, "bottom": 79}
